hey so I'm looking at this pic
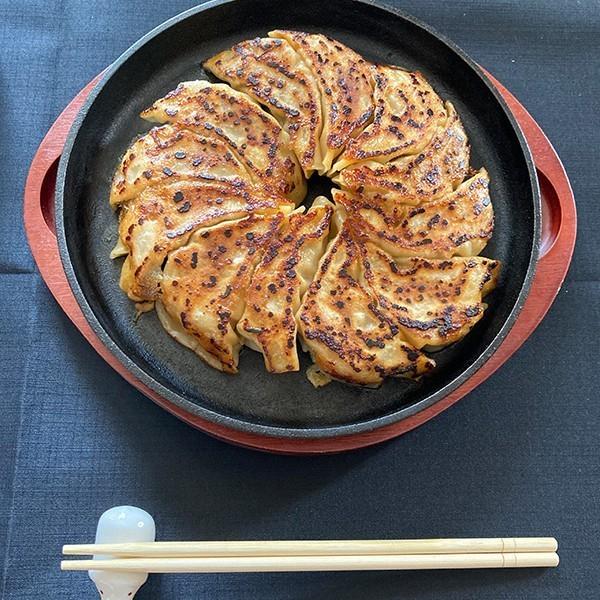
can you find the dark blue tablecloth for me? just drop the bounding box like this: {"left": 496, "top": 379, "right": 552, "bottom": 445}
{"left": 1, "top": 1, "right": 599, "bottom": 598}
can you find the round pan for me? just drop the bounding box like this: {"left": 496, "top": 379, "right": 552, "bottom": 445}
{"left": 55, "top": 0, "right": 540, "bottom": 440}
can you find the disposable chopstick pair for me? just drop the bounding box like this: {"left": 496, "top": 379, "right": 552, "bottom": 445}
{"left": 61, "top": 538, "right": 559, "bottom": 573}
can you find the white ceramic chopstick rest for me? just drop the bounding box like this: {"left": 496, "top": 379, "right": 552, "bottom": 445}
{"left": 88, "top": 506, "right": 156, "bottom": 600}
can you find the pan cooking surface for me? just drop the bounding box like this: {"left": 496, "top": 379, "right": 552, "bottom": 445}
{"left": 56, "top": 0, "right": 539, "bottom": 437}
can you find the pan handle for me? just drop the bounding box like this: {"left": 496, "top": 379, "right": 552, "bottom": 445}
{"left": 483, "top": 70, "right": 575, "bottom": 260}
{"left": 24, "top": 74, "right": 104, "bottom": 317}
{"left": 24, "top": 140, "right": 62, "bottom": 241}
{"left": 24, "top": 74, "right": 103, "bottom": 246}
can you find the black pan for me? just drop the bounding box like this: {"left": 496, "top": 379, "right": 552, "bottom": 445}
{"left": 55, "top": 0, "right": 540, "bottom": 439}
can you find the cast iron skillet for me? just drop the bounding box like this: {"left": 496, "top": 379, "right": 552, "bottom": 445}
{"left": 55, "top": 0, "right": 540, "bottom": 439}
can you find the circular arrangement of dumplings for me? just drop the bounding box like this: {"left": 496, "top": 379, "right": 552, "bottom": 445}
{"left": 110, "top": 31, "right": 500, "bottom": 388}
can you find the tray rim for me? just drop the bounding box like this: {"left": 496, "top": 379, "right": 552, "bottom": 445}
{"left": 24, "top": 66, "right": 574, "bottom": 452}
{"left": 26, "top": 2, "right": 574, "bottom": 450}
{"left": 53, "top": 0, "right": 541, "bottom": 440}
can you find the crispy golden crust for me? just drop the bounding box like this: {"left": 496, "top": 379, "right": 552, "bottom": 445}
{"left": 109, "top": 124, "right": 251, "bottom": 207}
{"left": 141, "top": 81, "right": 306, "bottom": 204}
{"left": 334, "top": 102, "right": 469, "bottom": 205}
{"left": 270, "top": 31, "right": 374, "bottom": 174}
{"left": 333, "top": 169, "right": 494, "bottom": 259}
{"left": 297, "top": 225, "right": 435, "bottom": 386}
{"left": 109, "top": 32, "right": 502, "bottom": 387}
{"left": 362, "top": 245, "right": 500, "bottom": 349}
{"left": 204, "top": 37, "right": 323, "bottom": 175}
{"left": 117, "top": 180, "right": 293, "bottom": 301}
{"left": 237, "top": 199, "right": 333, "bottom": 373}
{"left": 158, "top": 213, "right": 283, "bottom": 373}
{"left": 334, "top": 67, "right": 447, "bottom": 171}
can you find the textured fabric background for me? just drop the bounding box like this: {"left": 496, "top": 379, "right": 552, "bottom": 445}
{"left": 1, "top": 1, "right": 598, "bottom": 598}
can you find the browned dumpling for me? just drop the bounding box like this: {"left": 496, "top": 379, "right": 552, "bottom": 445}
{"left": 237, "top": 198, "right": 333, "bottom": 373}
{"left": 362, "top": 243, "right": 500, "bottom": 350}
{"left": 109, "top": 124, "right": 251, "bottom": 207}
{"left": 114, "top": 180, "right": 293, "bottom": 302}
{"left": 297, "top": 224, "right": 435, "bottom": 387}
{"left": 332, "top": 168, "right": 494, "bottom": 259}
{"left": 110, "top": 32, "right": 501, "bottom": 387}
{"left": 270, "top": 31, "right": 374, "bottom": 173}
{"left": 156, "top": 213, "right": 283, "bottom": 373}
{"left": 334, "top": 67, "right": 446, "bottom": 172}
{"left": 334, "top": 102, "right": 469, "bottom": 205}
{"left": 141, "top": 81, "right": 306, "bottom": 204}
{"left": 204, "top": 37, "right": 324, "bottom": 175}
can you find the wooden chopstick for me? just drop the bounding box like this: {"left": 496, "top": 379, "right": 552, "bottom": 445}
{"left": 61, "top": 538, "right": 559, "bottom": 574}
{"left": 60, "top": 552, "right": 559, "bottom": 573}
{"left": 62, "top": 537, "right": 558, "bottom": 558}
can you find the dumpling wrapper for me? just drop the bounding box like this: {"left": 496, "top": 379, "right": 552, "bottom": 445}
{"left": 297, "top": 224, "right": 435, "bottom": 387}
{"left": 333, "top": 67, "right": 446, "bottom": 172}
{"left": 362, "top": 244, "right": 500, "bottom": 350}
{"left": 333, "top": 168, "right": 494, "bottom": 259}
{"left": 109, "top": 32, "right": 501, "bottom": 386}
{"left": 237, "top": 197, "right": 333, "bottom": 373}
{"left": 334, "top": 102, "right": 469, "bottom": 205}
{"left": 270, "top": 31, "right": 374, "bottom": 174}
{"left": 109, "top": 124, "right": 252, "bottom": 207}
{"left": 203, "top": 37, "right": 323, "bottom": 175}
{"left": 157, "top": 213, "right": 284, "bottom": 373}
{"left": 141, "top": 81, "right": 306, "bottom": 204}
{"left": 115, "top": 180, "right": 293, "bottom": 301}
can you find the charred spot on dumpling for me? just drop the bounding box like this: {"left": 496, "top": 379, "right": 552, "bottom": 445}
{"left": 204, "top": 37, "right": 324, "bottom": 175}
{"left": 238, "top": 198, "right": 333, "bottom": 373}
{"left": 269, "top": 31, "right": 375, "bottom": 174}
{"left": 297, "top": 223, "right": 434, "bottom": 387}
{"left": 334, "top": 67, "right": 446, "bottom": 171}
{"left": 141, "top": 81, "right": 306, "bottom": 204}
{"left": 156, "top": 213, "right": 283, "bottom": 373}
{"left": 362, "top": 244, "right": 500, "bottom": 350}
{"left": 116, "top": 180, "right": 292, "bottom": 302}
{"left": 335, "top": 102, "right": 469, "bottom": 205}
{"left": 109, "top": 124, "right": 254, "bottom": 207}
{"left": 333, "top": 168, "right": 494, "bottom": 259}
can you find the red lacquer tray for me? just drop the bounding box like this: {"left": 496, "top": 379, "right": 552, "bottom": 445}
{"left": 24, "top": 70, "right": 576, "bottom": 454}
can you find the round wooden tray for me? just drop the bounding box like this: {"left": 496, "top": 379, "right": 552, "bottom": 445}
{"left": 24, "top": 70, "right": 576, "bottom": 454}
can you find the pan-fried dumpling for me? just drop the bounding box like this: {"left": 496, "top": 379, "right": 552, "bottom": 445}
{"left": 270, "top": 31, "right": 374, "bottom": 174}
{"left": 237, "top": 198, "right": 333, "bottom": 373}
{"left": 140, "top": 81, "right": 306, "bottom": 204}
{"left": 116, "top": 180, "right": 293, "bottom": 301}
{"left": 297, "top": 224, "right": 435, "bottom": 387}
{"left": 204, "top": 37, "right": 323, "bottom": 175}
{"left": 333, "top": 168, "right": 494, "bottom": 259}
{"left": 109, "top": 124, "right": 252, "bottom": 207}
{"left": 334, "top": 67, "right": 446, "bottom": 172}
{"left": 334, "top": 102, "right": 469, "bottom": 205}
{"left": 363, "top": 244, "right": 500, "bottom": 350}
{"left": 109, "top": 31, "right": 502, "bottom": 386}
{"left": 156, "top": 213, "right": 283, "bottom": 373}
